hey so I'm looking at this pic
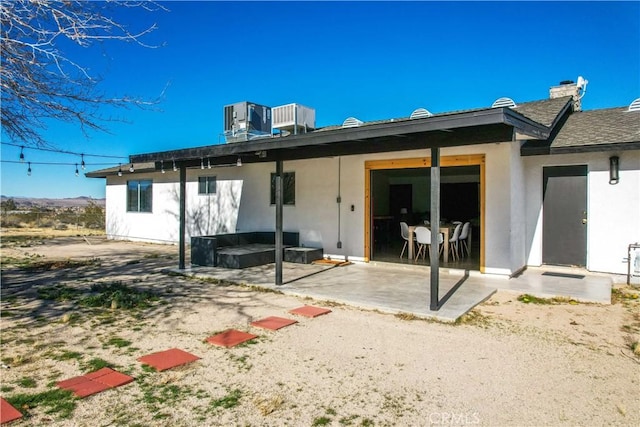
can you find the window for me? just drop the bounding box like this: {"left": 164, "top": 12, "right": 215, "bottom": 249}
{"left": 127, "top": 180, "right": 152, "bottom": 212}
{"left": 270, "top": 172, "right": 295, "bottom": 205}
{"left": 198, "top": 176, "right": 217, "bottom": 195}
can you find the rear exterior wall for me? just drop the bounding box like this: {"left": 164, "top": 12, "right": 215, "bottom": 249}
{"left": 104, "top": 141, "right": 533, "bottom": 275}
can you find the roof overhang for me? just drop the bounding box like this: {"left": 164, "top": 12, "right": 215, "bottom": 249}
{"left": 521, "top": 140, "right": 640, "bottom": 156}
{"left": 90, "top": 107, "right": 549, "bottom": 177}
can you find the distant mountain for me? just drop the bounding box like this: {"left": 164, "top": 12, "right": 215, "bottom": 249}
{"left": 0, "top": 196, "right": 105, "bottom": 208}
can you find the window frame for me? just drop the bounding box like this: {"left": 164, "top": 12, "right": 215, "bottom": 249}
{"left": 198, "top": 175, "right": 217, "bottom": 195}
{"left": 126, "top": 179, "right": 153, "bottom": 213}
{"left": 270, "top": 171, "right": 295, "bottom": 206}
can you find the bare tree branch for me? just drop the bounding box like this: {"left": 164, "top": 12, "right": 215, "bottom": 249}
{"left": 0, "top": 0, "right": 167, "bottom": 146}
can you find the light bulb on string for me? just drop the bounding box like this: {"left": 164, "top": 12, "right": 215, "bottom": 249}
{"left": 81, "top": 154, "right": 86, "bottom": 170}
{"left": 129, "top": 163, "right": 135, "bottom": 173}
{"left": 200, "top": 158, "right": 205, "bottom": 169}
{"left": 207, "top": 158, "right": 211, "bottom": 169}
{"left": 236, "top": 157, "right": 242, "bottom": 167}
{"left": 172, "top": 159, "right": 177, "bottom": 172}
{"left": 117, "top": 163, "right": 123, "bottom": 177}
{"left": 161, "top": 160, "right": 165, "bottom": 174}
{"left": 19, "top": 146, "right": 25, "bottom": 162}
{"left": 75, "top": 164, "right": 79, "bottom": 177}
{"left": 27, "top": 162, "right": 32, "bottom": 176}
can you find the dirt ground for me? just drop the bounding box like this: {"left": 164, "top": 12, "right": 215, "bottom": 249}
{"left": 1, "top": 231, "right": 639, "bottom": 426}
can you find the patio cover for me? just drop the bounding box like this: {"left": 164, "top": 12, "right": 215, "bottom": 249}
{"left": 94, "top": 102, "right": 565, "bottom": 310}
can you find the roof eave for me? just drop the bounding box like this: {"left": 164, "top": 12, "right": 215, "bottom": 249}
{"left": 550, "top": 141, "right": 640, "bottom": 154}
{"left": 130, "top": 108, "right": 550, "bottom": 165}
{"left": 85, "top": 164, "right": 157, "bottom": 178}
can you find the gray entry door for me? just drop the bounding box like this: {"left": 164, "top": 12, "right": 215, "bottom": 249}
{"left": 542, "top": 165, "right": 588, "bottom": 266}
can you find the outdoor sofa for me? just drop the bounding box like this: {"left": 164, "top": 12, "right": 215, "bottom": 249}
{"left": 191, "top": 231, "right": 323, "bottom": 269}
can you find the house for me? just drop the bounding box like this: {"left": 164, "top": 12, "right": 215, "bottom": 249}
{"left": 87, "top": 79, "right": 640, "bottom": 285}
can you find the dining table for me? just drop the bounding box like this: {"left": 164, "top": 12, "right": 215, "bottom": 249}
{"left": 407, "top": 223, "right": 452, "bottom": 263}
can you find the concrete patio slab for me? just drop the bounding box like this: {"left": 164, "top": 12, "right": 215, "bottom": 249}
{"left": 177, "top": 262, "right": 496, "bottom": 322}
{"left": 505, "top": 265, "right": 612, "bottom": 304}
{"left": 173, "top": 261, "right": 613, "bottom": 322}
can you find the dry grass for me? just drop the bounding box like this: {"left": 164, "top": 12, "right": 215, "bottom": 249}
{"left": 254, "top": 394, "right": 285, "bottom": 415}
{"left": 2, "top": 233, "right": 639, "bottom": 425}
{"left": 1, "top": 226, "right": 105, "bottom": 239}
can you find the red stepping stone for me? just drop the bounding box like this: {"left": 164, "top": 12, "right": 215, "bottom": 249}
{"left": 251, "top": 316, "right": 298, "bottom": 331}
{"left": 1, "top": 397, "right": 23, "bottom": 424}
{"left": 137, "top": 348, "right": 200, "bottom": 371}
{"left": 57, "top": 376, "right": 111, "bottom": 398}
{"left": 83, "top": 367, "right": 115, "bottom": 380}
{"left": 206, "top": 329, "right": 258, "bottom": 348}
{"left": 85, "top": 367, "right": 135, "bottom": 388}
{"left": 289, "top": 305, "right": 332, "bottom": 318}
{"left": 56, "top": 367, "right": 134, "bottom": 398}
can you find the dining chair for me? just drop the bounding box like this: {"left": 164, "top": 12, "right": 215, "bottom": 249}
{"left": 399, "top": 222, "right": 416, "bottom": 259}
{"left": 458, "top": 222, "right": 471, "bottom": 258}
{"left": 448, "top": 222, "right": 463, "bottom": 261}
{"left": 414, "top": 226, "right": 443, "bottom": 262}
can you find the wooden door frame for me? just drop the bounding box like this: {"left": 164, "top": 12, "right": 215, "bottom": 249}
{"left": 364, "top": 154, "right": 486, "bottom": 272}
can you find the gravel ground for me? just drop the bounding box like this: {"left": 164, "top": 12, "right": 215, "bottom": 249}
{"left": 1, "top": 234, "right": 639, "bottom": 426}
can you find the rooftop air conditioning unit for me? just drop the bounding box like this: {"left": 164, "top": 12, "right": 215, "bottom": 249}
{"left": 223, "top": 101, "right": 272, "bottom": 143}
{"left": 272, "top": 103, "right": 316, "bottom": 135}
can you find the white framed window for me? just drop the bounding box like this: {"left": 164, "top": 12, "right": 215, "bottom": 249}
{"left": 127, "top": 180, "right": 152, "bottom": 212}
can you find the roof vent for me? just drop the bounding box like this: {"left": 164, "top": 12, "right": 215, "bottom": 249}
{"left": 410, "top": 108, "right": 433, "bottom": 119}
{"left": 628, "top": 98, "right": 640, "bottom": 112}
{"left": 492, "top": 97, "right": 517, "bottom": 108}
{"left": 342, "top": 117, "right": 363, "bottom": 128}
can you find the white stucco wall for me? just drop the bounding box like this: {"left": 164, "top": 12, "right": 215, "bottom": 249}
{"left": 523, "top": 150, "right": 640, "bottom": 275}
{"left": 102, "top": 141, "right": 548, "bottom": 275}
{"left": 106, "top": 168, "right": 246, "bottom": 243}
{"left": 509, "top": 141, "right": 527, "bottom": 274}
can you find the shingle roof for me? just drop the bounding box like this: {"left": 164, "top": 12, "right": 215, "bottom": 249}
{"left": 512, "top": 96, "right": 572, "bottom": 127}
{"left": 312, "top": 97, "right": 571, "bottom": 133}
{"left": 550, "top": 107, "right": 640, "bottom": 151}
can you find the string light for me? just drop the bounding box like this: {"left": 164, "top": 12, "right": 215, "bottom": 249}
{"left": 161, "top": 160, "right": 165, "bottom": 174}
{"left": 2, "top": 160, "right": 118, "bottom": 166}
{"left": 2, "top": 141, "right": 128, "bottom": 160}
{"left": 200, "top": 158, "right": 204, "bottom": 169}
{"left": 129, "top": 163, "right": 135, "bottom": 173}
{"left": 207, "top": 158, "right": 211, "bottom": 169}
{"left": 236, "top": 157, "right": 242, "bottom": 167}
{"left": 172, "top": 159, "right": 177, "bottom": 172}
{"left": 4, "top": 142, "right": 126, "bottom": 175}
{"left": 118, "top": 163, "right": 123, "bottom": 177}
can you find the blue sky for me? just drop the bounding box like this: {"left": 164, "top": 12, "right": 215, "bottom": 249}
{"left": 1, "top": 1, "right": 639, "bottom": 199}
